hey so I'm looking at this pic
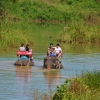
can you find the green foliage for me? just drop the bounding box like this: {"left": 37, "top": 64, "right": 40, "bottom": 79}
{"left": 81, "top": 71, "right": 100, "bottom": 89}
{"left": 67, "top": 0, "right": 73, "bottom": 5}
{"left": 0, "top": 21, "right": 34, "bottom": 50}
{"left": 53, "top": 79, "right": 74, "bottom": 100}
{"left": 71, "top": 25, "right": 87, "bottom": 43}
{"left": 5, "top": 0, "right": 65, "bottom": 21}
{"left": 0, "top": 0, "right": 100, "bottom": 22}
{"left": 57, "top": 21, "right": 100, "bottom": 44}
{"left": 0, "top": 0, "right": 7, "bottom": 16}
{"left": 53, "top": 71, "right": 100, "bottom": 100}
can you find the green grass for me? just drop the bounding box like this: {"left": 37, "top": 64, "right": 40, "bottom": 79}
{"left": 81, "top": 71, "right": 100, "bottom": 89}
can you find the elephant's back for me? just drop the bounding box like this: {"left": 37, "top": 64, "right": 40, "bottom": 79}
{"left": 14, "top": 59, "right": 34, "bottom": 66}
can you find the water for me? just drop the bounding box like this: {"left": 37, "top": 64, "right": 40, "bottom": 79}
{"left": 0, "top": 49, "right": 100, "bottom": 100}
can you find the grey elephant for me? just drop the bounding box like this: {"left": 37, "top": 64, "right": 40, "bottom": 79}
{"left": 43, "top": 56, "right": 63, "bottom": 69}
{"left": 14, "top": 59, "right": 34, "bottom": 66}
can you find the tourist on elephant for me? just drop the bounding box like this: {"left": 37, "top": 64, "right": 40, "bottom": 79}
{"left": 25, "top": 44, "right": 30, "bottom": 58}
{"left": 18, "top": 44, "right": 25, "bottom": 58}
{"left": 25, "top": 44, "right": 33, "bottom": 62}
{"left": 19, "top": 44, "right": 25, "bottom": 51}
{"left": 49, "top": 47, "right": 56, "bottom": 57}
{"left": 55, "top": 44, "right": 62, "bottom": 58}
{"left": 25, "top": 44, "right": 30, "bottom": 51}
{"left": 47, "top": 43, "right": 54, "bottom": 56}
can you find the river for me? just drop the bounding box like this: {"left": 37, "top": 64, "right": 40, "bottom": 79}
{"left": 0, "top": 43, "right": 100, "bottom": 100}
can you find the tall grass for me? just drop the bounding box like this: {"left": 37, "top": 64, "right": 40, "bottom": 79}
{"left": 53, "top": 71, "right": 100, "bottom": 100}
{"left": 81, "top": 71, "right": 100, "bottom": 89}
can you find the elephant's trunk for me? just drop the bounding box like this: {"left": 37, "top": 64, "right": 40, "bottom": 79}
{"left": 46, "top": 64, "right": 51, "bottom": 69}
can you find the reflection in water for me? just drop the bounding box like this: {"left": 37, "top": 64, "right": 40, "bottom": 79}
{"left": 43, "top": 70, "right": 61, "bottom": 90}
{"left": 15, "top": 66, "right": 32, "bottom": 99}
{"left": 16, "top": 66, "right": 32, "bottom": 83}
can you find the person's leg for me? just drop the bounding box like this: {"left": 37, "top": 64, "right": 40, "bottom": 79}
{"left": 30, "top": 55, "right": 33, "bottom": 62}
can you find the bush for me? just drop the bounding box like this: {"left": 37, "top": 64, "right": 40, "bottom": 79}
{"left": 53, "top": 71, "right": 100, "bottom": 100}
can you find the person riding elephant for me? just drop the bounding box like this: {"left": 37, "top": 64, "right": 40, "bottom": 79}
{"left": 55, "top": 43, "right": 62, "bottom": 61}
{"left": 25, "top": 44, "right": 33, "bottom": 62}
{"left": 47, "top": 43, "right": 54, "bottom": 56}
{"left": 43, "top": 43, "right": 63, "bottom": 69}
{"left": 55, "top": 44, "right": 62, "bottom": 56}
{"left": 19, "top": 44, "right": 25, "bottom": 51}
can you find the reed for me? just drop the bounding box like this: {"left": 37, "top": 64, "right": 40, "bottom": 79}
{"left": 81, "top": 71, "right": 100, "bottom": 89}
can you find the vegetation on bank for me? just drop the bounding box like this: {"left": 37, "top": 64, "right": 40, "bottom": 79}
{"left": 53, "top": 71, "right": 100, "bottom": 100}
{"left": 0, "top": 0, "right": 100, "bottom": 48}
{"left": 0, "top": 21, "right": 34, "bottom": 49}
{"left": 57, "top": 22, "right": 100, "bottom": 44}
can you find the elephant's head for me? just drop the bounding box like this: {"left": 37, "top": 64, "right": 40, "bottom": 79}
{"left": 43, "top": 56, "right": 60, "bottom": 69}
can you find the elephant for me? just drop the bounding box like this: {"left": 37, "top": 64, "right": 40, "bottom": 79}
{"left": 14, "top": 59, "right": 34, "bottom": 66}
{"left": 43, "top": 56, "right": 63, "bottom": 69}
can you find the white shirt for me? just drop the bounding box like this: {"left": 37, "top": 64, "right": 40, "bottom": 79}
{"left": 55, "top": 47, "right": 62, "bottom": 54}
{"left": 19, "top": 47, "right": 25, "bottom": 51}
